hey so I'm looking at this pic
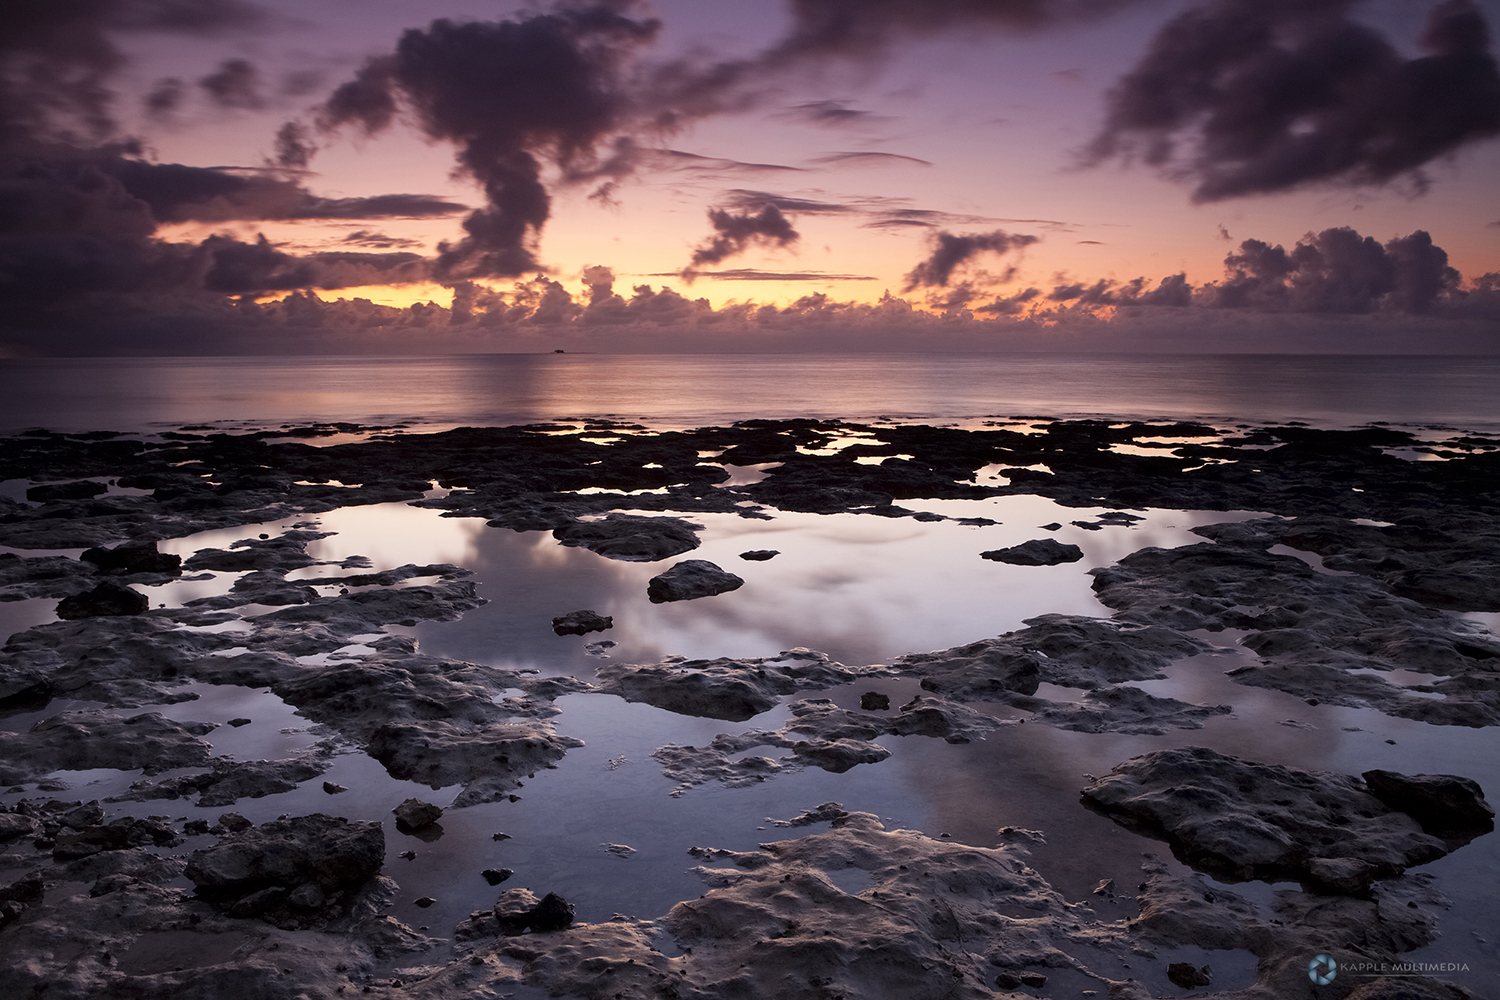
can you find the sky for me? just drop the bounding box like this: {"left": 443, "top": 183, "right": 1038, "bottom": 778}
{"left": 2, "top": 0, "right": 1499, "bottom": 354}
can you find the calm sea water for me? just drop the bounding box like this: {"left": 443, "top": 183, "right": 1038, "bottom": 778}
{"left": 2, "top": 353, "right": 1497, "bottom": 433}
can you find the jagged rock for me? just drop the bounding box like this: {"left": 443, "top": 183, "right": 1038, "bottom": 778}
{"left": 859, "top": 691, "right": 890, "bottom": 711}
{"left": 647, "top": 559, "right": 744, "bottom": 603}
{"left": 551, "top": 609, "right": 613, "bottom": 636}
{"left": 1082, "top": 748, "right": 1471, "bottom": 891}
{"left": 553, "top": 513, "right": 701, "bottom": 561}
{"left": 0, "top": 711, "right": 215, "bottom": 785}
{"left": 185, "top": 813, "right": 384, "bottom": 923}
{"left": 393, "top": 798, "right": 444, "bottom": 831}
{"left": 111, "top": 756, "right": 329, "bottom": 807}
{"left": 55, "top": 581, "right": 149, "bottom": 619}
{"left": 980, "top": 538, "right": 1084, "bottom": 565}
{"left": 1361, "top": 769, "right": 1495, "bottom": 837}
{"left": 596, "top": 648, "right": 870, "bottom": 722}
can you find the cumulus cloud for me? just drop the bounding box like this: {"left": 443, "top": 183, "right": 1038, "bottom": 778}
{"left": 686, "top": 205, "right": 800, "bottom": 269}
{"left": 1207, "top": 226, "right": 1460, "bottom": 314}
{"left": 1087, "top": 0, "right": 1500, "bottom": 200}
{"left": 902, "top": 229, "right": 1041, "bottom": 289}
{"left": 319, "top": 5, "right": 662, "bottom": 279}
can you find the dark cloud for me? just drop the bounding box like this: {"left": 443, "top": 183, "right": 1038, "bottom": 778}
{"left": 902, "top": 229, "right": 1040, "bottom": 289}
{"left": 1209, "top": 226, "right": 1460, "bottom": 314}
{"left": 656, "top": 268, "right": 876, "bottom": 281}
{"left": 144, "top": 77, "right": 185, "bottom": 118}
{"left": 98, "top": 158, "right": 466, "bottom": 223}
{"left": 810, "top": 151, "right": 933, "bottom": 167}
{"left": 320, "top": 5, "right": 662, "bottom": 279}
{"left": 340, "top": 230, "right": 425, "bottom": 250}
{"left": 1077, "top": 239, "right": 1103, "bottom": 244}
{"left": 654, "top": 150, "right": 806, "bottom": 174}
{"left": 272, "top": 121, "right": 314, "bottom": 169}
{"left": 687, "top": 205, "right": 800, "bottom": 269}
{"left": 198, "top": 58, "right": 265, "bottom": 110}
{"left": 722, "top": 190, "right": 854, "bottom": 214}
{"left": 1087, "top": 0, "right": 1500, "bottom": 200}
{"left": 789, "top": 100, "right": 877, "bottom": 127}
{"left": 768, "top": 0, "right": 1141, "bottom": 62}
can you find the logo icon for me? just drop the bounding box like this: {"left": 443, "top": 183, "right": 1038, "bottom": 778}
{"left": 1309, "top": 954, "right": 1338, "bottom": 985}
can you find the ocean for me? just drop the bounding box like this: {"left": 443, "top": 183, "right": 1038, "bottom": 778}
{"left": 3, "top": 352, "right": 1498, "bottom": 434}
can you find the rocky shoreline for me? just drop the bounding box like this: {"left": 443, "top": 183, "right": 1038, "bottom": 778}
{"left": 1, "top": 416, "right": 1497, "bottom": 999}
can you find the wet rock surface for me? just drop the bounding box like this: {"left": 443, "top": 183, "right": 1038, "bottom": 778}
{"left": 981, "top": 538, "right": 1085, "bottom": 565}
{"left": 1081, "top": 747, "right": 1488, "bottom": 892}
{"left": 552, "top": 513, "right": 702, "bottom": 561}
{"left": 646, "top": 559, "right": 744, "bottom": 603}
{"left": 551, "top": 609, "right": 613, "bottom": 635}
{"left": 1, "top": 417, "right": 1498, "bottom": 999}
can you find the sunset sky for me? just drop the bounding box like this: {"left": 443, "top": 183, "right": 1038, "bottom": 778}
{"left": 3, "top": 0, "right": 1499, "bottom": 353}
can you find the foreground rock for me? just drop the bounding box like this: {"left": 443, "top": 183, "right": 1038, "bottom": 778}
{"left": 185, "top": 813, "right": 387, "bottom": 927}
{"left": 981, "top": 538, "right": 1085, "bottom": 566}
{"left": 1081, "top": 747, "right": 1488, "bottom": 892}
{"left": 646, "top": 559, "right": 744, "bottom": 603}
{"left": 421, "top": 807, "right": 1467, "bottom": 1000}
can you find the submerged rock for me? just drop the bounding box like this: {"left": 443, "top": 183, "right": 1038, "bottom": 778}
{"left": 646, "top": 559, "right": 744, "bottom": 603}
{"left": 980, "top": 538, "right": 1084, "bottom": 565}
{"left": 551, "top": 609, "right": 613, "bottom": 635}
{"left": 1081, "top": 747, "right": 1479, "bottom": 891}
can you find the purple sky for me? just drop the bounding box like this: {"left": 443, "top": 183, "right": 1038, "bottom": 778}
{"left": 3, "top": 0, "right": 1498, "bottom": 353}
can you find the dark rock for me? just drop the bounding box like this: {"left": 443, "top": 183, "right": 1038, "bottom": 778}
{"left": 551, "top": 610, "right": 613, "bottom": 636}
{"left": 482, "top": 868, "right": 514, "bottom": 886}
{"left": 393, "top": 798, "right": 444, "bottom": 831}
{"left": 1167, "top": 962, "right": 1212, "bottom": 988}
{"left": 81, "top": 541, "right": 182, "bottom": 576}
{"left": 995, "top": 972, "right": 1021, "bottom": 988}
{"left": 323, "top": 782, "right": 347, "bottom": 794}
{"left": 186, "top": 813, "right": 384, "bottom": 905}
{"left": 0, "top": 711, "right": 215, "bottom": 785}
{"left": 980, "top": 538, "right": 1084, "bottom": 566}
{"left": 529, "top": 892, "right": 575, "bottom": 932}
{"left": 1019, "top": 971, "right": 1047, "bottom": 987}
{"left": 859, "top": 691, "right": 890, "bottom": 711}
{"left": 56, "top": 581, "right": 149, "bottom": 619}
{"left": 27, "top": 481, "right": 107, "bottom": 502}
{"left": 739, "top": 550, "right": 779, "bottom": 561}
{"left": 553, "top": 514, "right": 701, "bottom": 561}
{"left": 227, "top": 718, "right": 251, "bottom": 727}
{"left": 415, "top": 896, "right": 436, "bottom": 908}
{"left": 647, "top": 560, "right": 744, "bottom": 603}
{"left": 1082, "top": 747, "right": 1455, "bottom": 892}
{"left": 1362, "top": 770, "right": 1495, "bottom": 837}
